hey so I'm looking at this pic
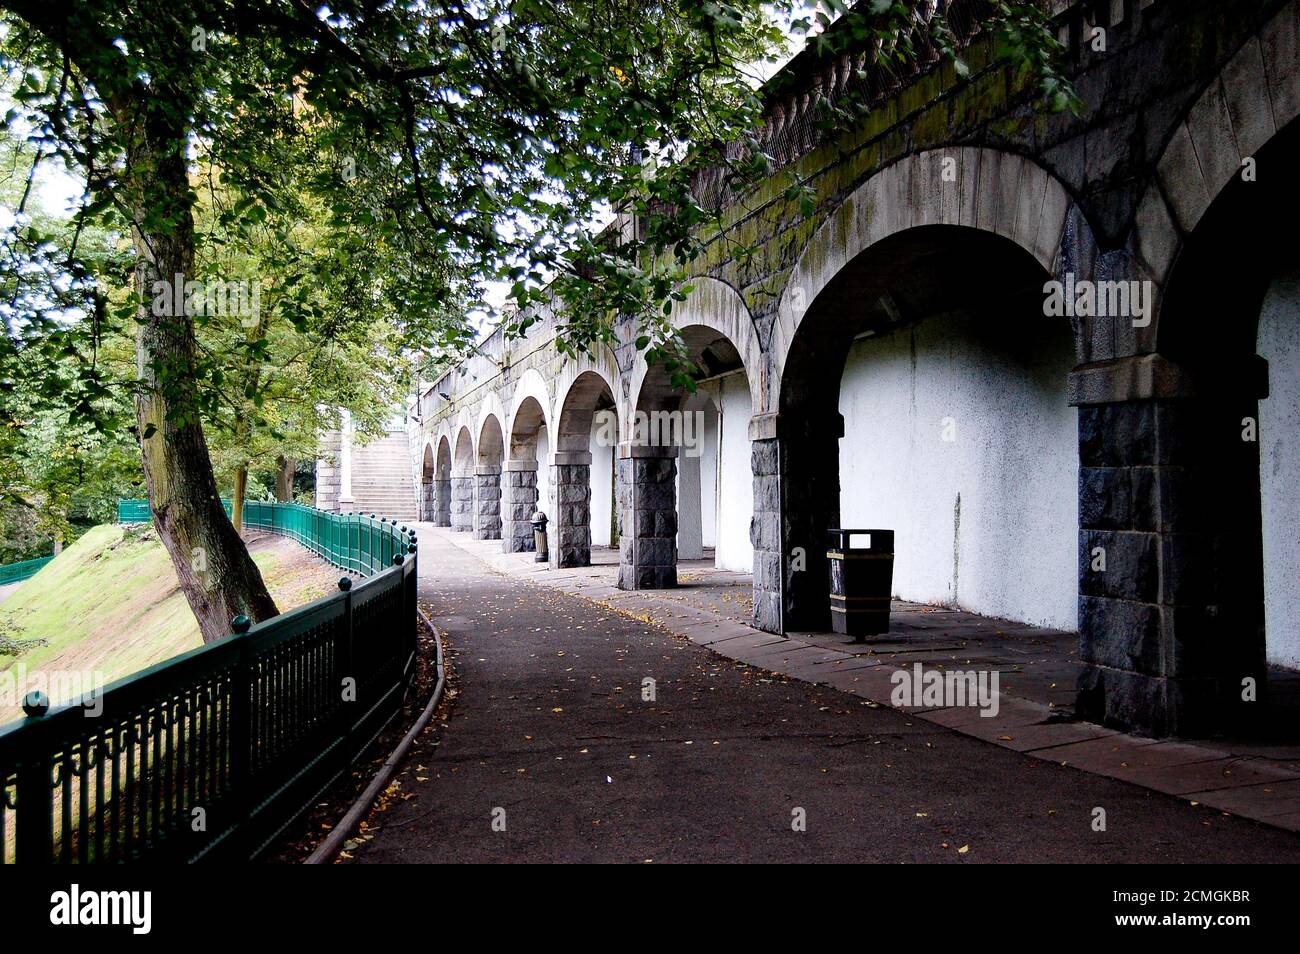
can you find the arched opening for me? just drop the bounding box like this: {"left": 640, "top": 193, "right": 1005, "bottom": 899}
{"left": 504, "top": 396, "right": 548, "bottom": 553}
{"left": 621, "top": 324, "right": 754, "bottom": 589}
{"left": 451, "top": 426, "right": 475, "bottom": 532}
{"left": 475, "top": 414, "right": 505, "bottom": 540}
{"left": 433, "top": 436, "right": 452, "bottom": 527}
{"left": 1156, "top": 115, "right": 1300, "bottom": 733}
{"left": 420, "top": 443, "right": 435, "bottom": 521}
{"left": 780, "top": 224, "right": 1077, "bottom": 633}
{"left": 553, "top": 371, "right": 619, "bottom": 567}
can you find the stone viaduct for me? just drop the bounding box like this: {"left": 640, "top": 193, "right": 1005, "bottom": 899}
{"left": 367, "top": 0, "right": 1300, "bottom": 738}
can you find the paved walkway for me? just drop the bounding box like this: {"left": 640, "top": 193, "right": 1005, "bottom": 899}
{"left": 349, "top": 527, "right": 1300, "bottom": 863}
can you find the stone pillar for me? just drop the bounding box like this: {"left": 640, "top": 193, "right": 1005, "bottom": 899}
{"left": 750, "top": 422, "right": 783, "bottom": 633}
{"left": 1070, "top": 357, "right": 1267, "bottom": 737}
{"left": 503, "top": 460, "right": 538, "bottom": 552}
{"left": 450, "top": 475, "right": 474, "bottom": 532}
{"left": 420, "top": 478, "right": 434, "bottom": 521}
{"left": 474, "top": 465, "right": 502, "bottom": 540}
{"left": 553, "top": 452, "right": 592, "bottom": 568}
{"left": 434, "top": 478, "right": 451, "bottom": 527}
{"left": 617, "top": 451, "right": 677, "bottom": 589}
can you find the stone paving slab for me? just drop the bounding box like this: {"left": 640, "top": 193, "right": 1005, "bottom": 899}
{"left": 919, "top": 696, "right": 1053, "bottom": 732}
{"left": 1185, "top": 780, "right": 1300, "bottom": 819}
{"left": 1108, "top": 758, "right": 1300, "bottom": 797}
{"left": 991, "top": 721, "right": 1117, "bottom": 753}
{"left": 414, "top": 523, "right": 1300, "bottom": 835}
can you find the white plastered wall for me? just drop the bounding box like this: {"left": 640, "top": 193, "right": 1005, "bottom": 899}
{"left": 1258, "top": 267, "right": 1300, "bottom": 669}
{"left": 837, "top": 312, "right": 1078, "bottom": 630}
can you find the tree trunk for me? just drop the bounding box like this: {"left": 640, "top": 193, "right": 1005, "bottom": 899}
{"left": 129, "top": 109, "right": 278, "bottom": 643}
{"left": 231, "top": 465, "right": 248, "bottom": 536}
{"left": 275, "top": 455, "right": 296, "bottom": 502}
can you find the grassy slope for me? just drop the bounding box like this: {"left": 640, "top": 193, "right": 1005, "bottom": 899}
{"left": 0, "top": 524, "right": 336, "bottom": 724}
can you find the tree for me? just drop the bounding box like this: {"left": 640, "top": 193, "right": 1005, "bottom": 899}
{"left": 0, "top": 1, "right": 1069, "bottom": 641}
{"left": 189, "top": 174, "right": 416, "bottom": 530}
{"left": 0, "top": 126, "right": 141, "bottom": 561}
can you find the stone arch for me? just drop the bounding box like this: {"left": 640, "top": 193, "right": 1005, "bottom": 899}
{"left": 509, "top": 396, "right": 548, "bottom": 459}
{"left": 552, "top": 346, "right": 622, "bottom": 449}
{"left": 770, "top": 147, "right": 1078, "bottom": 396}
{"left": 419, "top": 442, "right": 436, "bottom": 521}
{"left": 474, "top": 392, "right": 507, "bottom": 457}
{"left": 1133, "top": 0, "right": 1300, "bottom": 337}
{"left": 452, "top": 425, "right": 474, "bottom": 474}
{"left": 555, "top": 369, "right": 618, "bottom": 453}
{"left": 1105, "top": 9, "right": 1300, "bottom": 733}
{"left": 474, "top": 413, "right": 505, "bottom": 540}
{"left": 621, "top": 284, "right": 760, "bottom": 590}
{"left": 549, "top": 368, "right": 621, "bottom": 568}
{"left": 498, "top": 369, "right": 555, "bottom": 555}
{"left": 507, "top": 368, "right": 553, "bottom": 444}
{"left": 435, "top": 434, "right": 453, "bottom": 479}
{"left": 477, "top": 412, "right": 505, "bottom": 467}
{"left": 430, "top": 434, "right": 452, "bottom": 527}
{"left": 751, "top": 147, "right": 1088, "bottom": 635}
{"left": 449, "top": 425, "right": 476, "bottom": 532}
{"left": 626, "top": 276, "right": 764, "bottom": 432}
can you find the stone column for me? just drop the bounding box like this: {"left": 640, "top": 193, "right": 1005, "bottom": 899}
{"left": 617, "top": 450, "right": 677, "bottom": 589}
{"left": 474, "top": 465, "right": 502, "bottom": 540}
{"left": 1070, "top": 356, "right": 1267, "bottom": 737}
{"left": 450, "top": 474, "right": 474, "bottom": 532}
{"left": 749, "top": 417, "right": 783, "bottom": 633}
{"left": 553, "top": 451, "right": 592, "bottom": 568}
{"left": 434, "top": 478, "right": 451, "bottom": 527}
{"left": 503, "top": 460, "right": 539, "bottom": 552}
{"left": 420, "top": 478, "right": 434, "bottom": 521}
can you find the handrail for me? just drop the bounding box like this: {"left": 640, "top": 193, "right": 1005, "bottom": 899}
{"left": 118, "top": 498, "right": 232, "bottom": 524}
{"left": 0, "top": 556, "right": 54, "bottom": 586}
{"left": 0, "top": 501, "right": 419, "bottom": 863}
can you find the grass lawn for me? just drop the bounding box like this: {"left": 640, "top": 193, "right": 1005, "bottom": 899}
{"left": 0, "top": 523, "right": 338, "bottom": 725}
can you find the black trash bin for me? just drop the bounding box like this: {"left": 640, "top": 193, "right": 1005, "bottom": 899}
{"left": 826, "top": 529, "right": 894, "bottom": 640}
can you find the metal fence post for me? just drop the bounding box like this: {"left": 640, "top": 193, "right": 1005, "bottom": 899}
{"left": 228, "top": 615, "right": 253, "bottom": 856}
{"left": 336, "top": 576, "right": 356, "bottom": 763}
{"left": 14, "top": 691, "right": 53, "bottom": 863}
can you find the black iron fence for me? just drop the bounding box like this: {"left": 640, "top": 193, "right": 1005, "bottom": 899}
{"left": 0, "top": 502, "right": 419, "bottom": 863}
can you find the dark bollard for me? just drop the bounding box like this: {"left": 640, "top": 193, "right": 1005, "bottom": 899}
{"left": 531, "top": 510, "right": 549, "bottom": 564}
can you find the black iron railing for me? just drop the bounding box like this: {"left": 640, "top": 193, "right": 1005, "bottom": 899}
{"left": 0, "top": 502, "right": 419, "bottom": 863}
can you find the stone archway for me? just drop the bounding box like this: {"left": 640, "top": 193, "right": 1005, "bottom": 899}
{"left": 433, "top": 435, "right": 452, "bottom": 527}
{"left": 1066, "top": 3, "right": 1300, "bottom": 736}
{"left": 504, "top": 395, "right": 547, "bottom": 553}
{"left": 451, "top": 426, "right": 475, "bottom": 532}
{"left": 622, "top": 293, "right": 758, "bottom": 592}
{"left": 420, "top": 442, "right": 435, "bottom": 521}
{"left": 475, "top": 413, "right": 505, "bottom": 540}
{"left": 1132, "top": 0, "right": 1300, "bottom": 332}
{"left": 552, "top": 368, "right": 619, "bottom": 567}
{"left": 762, "top": 147, "right": 1087, "bottom": 636}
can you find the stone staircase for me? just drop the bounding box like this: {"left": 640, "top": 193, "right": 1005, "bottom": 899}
{"left": 347, "top": 432, "right": 417, "bottom": 519}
